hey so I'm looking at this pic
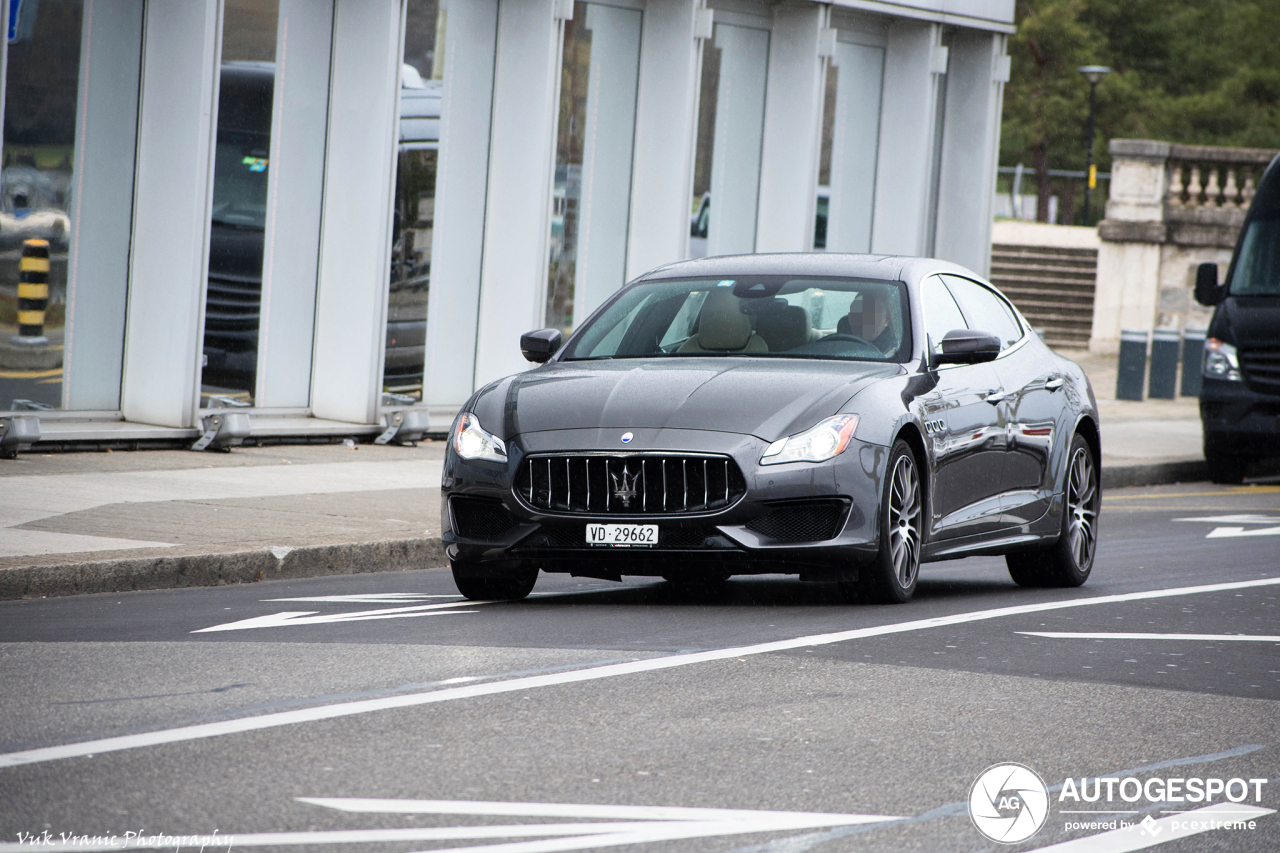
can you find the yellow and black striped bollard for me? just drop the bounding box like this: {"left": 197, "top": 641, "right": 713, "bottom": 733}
{"left": 14, "top": 238, "right": 49, "bottom": 346}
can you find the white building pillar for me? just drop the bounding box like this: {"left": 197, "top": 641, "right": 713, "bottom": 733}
{"left": 310, "top": 0, "right": 403, "bottom": 425}
{"left": 870, "top": 20, "right": 942, "bottom": 257}
{"left": 254, "top": 0, "right": 335, "bottom": 409}
{"left": 472, "top": 0, "right": 562, "bottom": 389}
{"left": 933, "top": 30, "right": 1007, "bottom": 276}
{"left": 754, "top": 3, "right": 825, "bottom": 253}
{"left": 120, "top": 0, "right": 220, "bottom": 429}
{"left": 625, "top": 0, "right": 699, "bottom": 280}
{"left": 422, "top": 0, "right": 499, "bottom": 425}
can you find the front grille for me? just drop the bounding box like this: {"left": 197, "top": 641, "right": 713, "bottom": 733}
{"left": 451, "top": 496, "right": 518, "bottom": 540}
{"left": 746, "top": 499, "right": 849, "bottom": 543}
{"left": 515, "top": 453, "right": 746, "bottom": 515}
{"left": 1240, "top": 346, "right": 1280, "bottom": 396}
{"left": 527, "top": 526, "right": 721, "bottom": 549}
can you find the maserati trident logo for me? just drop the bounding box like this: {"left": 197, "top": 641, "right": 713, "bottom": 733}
{"left": 620, "top": 432, "right": 634, "bottom": 444}
{"left": 610, "top": 465, "right": 640, "bottom": 507}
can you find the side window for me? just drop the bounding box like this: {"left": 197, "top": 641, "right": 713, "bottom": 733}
{"left": 922, "top": 275, "right": 967, "bottom": 352}
{"left": 941, "top": 275, "right": 1023, "bottom": 349}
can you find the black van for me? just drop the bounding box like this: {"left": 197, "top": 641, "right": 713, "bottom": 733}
{"left": 1195, "top": 152, "right": 1280, "bottom": 483}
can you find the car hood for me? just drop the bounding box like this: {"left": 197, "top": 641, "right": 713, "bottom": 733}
{"left": 477, "top": 358, "right": 902, "bottom": 442}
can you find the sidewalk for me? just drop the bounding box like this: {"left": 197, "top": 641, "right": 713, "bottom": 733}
{"left": 0, "top": 353, "right": 1211, "bottom": 600}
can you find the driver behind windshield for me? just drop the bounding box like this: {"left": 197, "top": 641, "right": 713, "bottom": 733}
{"left": 839, "top": 290, "right": 898, "bottom": 355}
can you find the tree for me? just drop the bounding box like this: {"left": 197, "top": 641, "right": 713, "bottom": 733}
{"left": 1001, "top": 0, "right": 1280, "bottom": 223}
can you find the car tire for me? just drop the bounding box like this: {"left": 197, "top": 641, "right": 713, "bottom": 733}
{"left": 847, "top": 439, "right": 922, "bottom": 604}
{"left": 451, "top": 562, "right": 538, "bottom": 601}
{"left": 1007, "top": 433, "right": 1099, "bottom": 588}
{"left": 1205, "top": 450, "right": 1249, "bottom": 485}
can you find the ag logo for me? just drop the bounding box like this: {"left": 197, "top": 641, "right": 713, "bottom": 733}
{"left": 968, "top": 763, "right": 1049, "bottom": 843}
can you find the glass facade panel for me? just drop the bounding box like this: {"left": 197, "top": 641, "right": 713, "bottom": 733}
{"left": 819, "top": 39, "right": 884, "bottom": 253}
{"left": 200, "top": 0, "right": 279, "bottom": 407}
{"left": 545, "top": 1, "right": 642, "bottom": 337}
{"left": 688, "top": 23, "right": 769, "bottom": 260}
{"left": 1, "top": 0, "right": 142, "bottom": 412}
{"left": 383, "top": 0, "right": 444, "bottom": 404}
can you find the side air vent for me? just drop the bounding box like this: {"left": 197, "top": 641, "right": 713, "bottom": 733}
{"left": 451, "top": 496, "right": 518, "bottom": 540}
{"left": 746, "top": 499, "right": 850, "bottom": 543}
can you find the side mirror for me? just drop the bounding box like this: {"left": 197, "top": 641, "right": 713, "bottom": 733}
{"left": 520, "top": 328, "right": 562, "bottom": 363}
{"left": 935, "top": 329, "right": 1001, "bottom": 365}
{"left": 1194, "top": 262, "right": 1223, "bottom": 306}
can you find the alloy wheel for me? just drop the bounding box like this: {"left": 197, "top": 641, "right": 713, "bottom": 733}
{"left": 1066, "top": 446, "right": 1098, "bottom": 568}
{"left": 888, "top": 453, "right": 922, "bottom": 589}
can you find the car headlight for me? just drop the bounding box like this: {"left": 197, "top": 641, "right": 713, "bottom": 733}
{"left": 760, "top": 414, "right": 859, "bottom": 465}
{"left": 452, "top": 412, "right": 507, "bottom": 462}
{"left": 1202, "top": 338, "right": 1241, "bottom": 382}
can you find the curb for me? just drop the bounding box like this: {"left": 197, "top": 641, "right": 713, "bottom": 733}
{"left": 0, "top": 538, "right": 447, "bottom": 601}
{"left": 1101, "top": 460, "right": 1207, "bottom": 490}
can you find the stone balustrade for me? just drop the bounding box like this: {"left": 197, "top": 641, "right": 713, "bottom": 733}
{"left": 1088, "top": 140, "right": 1278, "bottom": 354}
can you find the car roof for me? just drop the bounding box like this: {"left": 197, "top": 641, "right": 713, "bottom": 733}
{"left": 636, "top": 253, "right": 982, "bottom": 284}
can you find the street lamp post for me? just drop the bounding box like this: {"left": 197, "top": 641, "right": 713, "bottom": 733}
{"left": 1078, "top": 65, "right": 1110, "bottom": 226}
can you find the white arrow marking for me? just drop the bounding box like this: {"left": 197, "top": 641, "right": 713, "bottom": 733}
{"left": 1174, "top": 514, "right": 1280, "bottom": 524}
{"left": 0, "top": 800, "right": 903, "bottom": 852}
{"left": 1019, "top": 632, "right": 1280, "bottom": 642}
{"left": 1026, "top": 802, "right": 1274, "bottom": 852}
{"left": 192, "top": 601, "right": 479, "bottom": 632}
{"left": 1204, "top": 525, "right": 1280, "bottom": 538}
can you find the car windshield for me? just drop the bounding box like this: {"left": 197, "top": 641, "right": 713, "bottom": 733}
{"left": 1228, "top": 168, "right": 1280, "bottom": 296}
{"left": 561, "top": 276, "right": 912, "bottom": 362}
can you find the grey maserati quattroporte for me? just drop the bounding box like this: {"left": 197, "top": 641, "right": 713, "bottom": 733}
{"left": 442, "top": 254, "right": 1101, "bottom": 604}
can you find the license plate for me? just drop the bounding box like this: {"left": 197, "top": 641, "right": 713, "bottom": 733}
{"left": 586, "top": 523, "right": 658, "bottom": 547}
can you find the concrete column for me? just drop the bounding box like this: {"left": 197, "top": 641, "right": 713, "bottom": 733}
{"left": 754, "top": 3, "right": 825, "bottom": 253}
{"left": 869, "top": 20, "right": 941, "bottom": 257}
{"left": 472, "top": 0, "right": 561, "bottom": 389}
{"left": 624, "top": 0, "right": 699, "bottom": 280}
{"left": 933, "top": 30, "right": 1006, "bottom": 276}
{"left": 421, "top": 0, "right": 498, "bottom": 425}
{"left": 311, "top": 0, "right": 403, "bottom": 424}
{"left": 1090, "top": 140, "right": 1169, "bottom": 354}
{"left": 120, "top": 0, "right": 220, "bottom": 428}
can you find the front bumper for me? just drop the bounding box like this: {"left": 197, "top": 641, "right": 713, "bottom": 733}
{"left": 441, "top": 427, "right": 889, "bottom": 579}
{"left": 1201, "top": 377, "right": 1280, "bottom": 458}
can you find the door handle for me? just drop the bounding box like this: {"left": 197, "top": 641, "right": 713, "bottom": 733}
{"left": 984, "top": 390, "right": 1006, "bottom": 404}
{"left": 1045, "top": 376, "right": 1065, "bottom": 392}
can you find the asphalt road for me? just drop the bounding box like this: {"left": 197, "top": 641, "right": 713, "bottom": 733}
{"left": 2, "top": 481, "right": 1279, "bottom": 853}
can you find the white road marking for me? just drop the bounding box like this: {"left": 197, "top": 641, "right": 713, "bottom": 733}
{"left": 1173, "top": 515, "right": 1280, "bottom": 539}
{"left": 193, "top": 601, "right": 480, "bottom": 632}
{"left": 1174, "top": 515, "right": 1280, "bottom": 524}
{"left": 3, "top": 575, "right": 1278, "bottom": 769}
{"left": 264, "top": 593, "right": 463, "bottom": 603}
{"left": 0, "top": 801, "right": 902, "bottom": 852}
{"left": 1019, "top": 632, "right": 1280, "bottom": 642}
{"left": 1204, "top": 526, "right": 1280, "bottom": 539}
{"left": 1025, "top": 802, "right": 1274, "bottom": 852}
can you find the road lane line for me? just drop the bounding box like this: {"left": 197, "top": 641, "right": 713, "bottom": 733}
{"left": 3, "top": 576, "right": 1279, "bottom": 769}
{"left": 1025, "top": 803, "right": 1275, "bottom": 852}
{"left": 1020, "top": 632, "right": 1280, "bottom": 642}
